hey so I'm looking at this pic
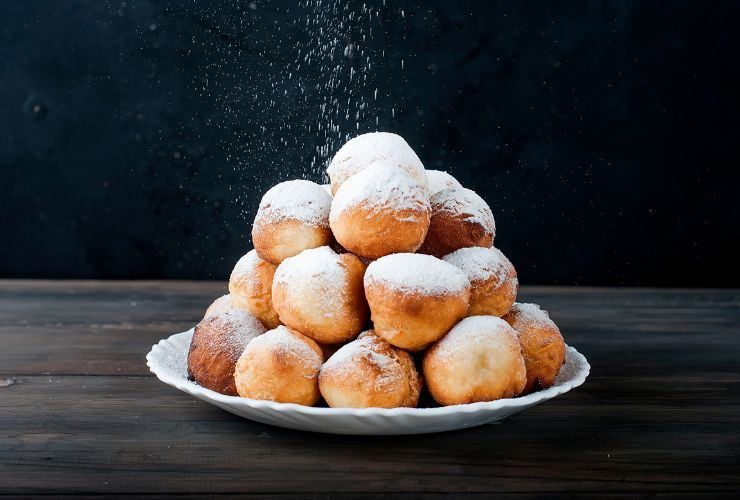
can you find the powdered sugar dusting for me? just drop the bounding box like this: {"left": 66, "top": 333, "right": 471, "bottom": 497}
{"left": 247, "top": 325, "right": 322, "bottom": 371}
{"left": 443, "top": 246, "right": 513, "bottom": 284}
{"left": 327, "top": 132, "right": 428, "bottom": 191}
{"left": 230, "top": 249, "right": 266, "bottom": 290}
{"left": 329, "top": 162, "right": 429, "bottom": 219}
{"left": 204, "top": 294, "right": 233, "bottom": 317}
{"left": 273, "top": 246, "right": 347, "bottom": 317}
{"left": 199, "top": 308, "right": 267, "bottom": 358}
{"left": 432, "top": 187, "right": 496, "bottom": 235}
{"left": 427, "top": 169, "right": 462, "bottom": 195}
{"left": 432, "top": 315, "right": 517, "bottom": 361}
{"left": 323, "top": 332, "right": 404, "bottom": 391}
{"left": 365, "top": 253, "right": 470, "bottom": 295}
{"left": 256, "top": 180, "right": 331, "bottom": 227}
{"left": 507, "top": 303, "right": 559, "bottom": 333}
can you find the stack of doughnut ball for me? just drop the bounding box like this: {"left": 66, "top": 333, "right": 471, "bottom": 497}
{"left": 187, "top": 132, "right": 567, "bottom": 408}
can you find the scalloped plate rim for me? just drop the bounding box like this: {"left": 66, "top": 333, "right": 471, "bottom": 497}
{"left": 146, "top": 328, "right": 590, "bottom": 432}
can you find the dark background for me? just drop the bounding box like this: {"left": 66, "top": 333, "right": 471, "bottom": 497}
{"left": 1, "top": 0, "right": 738, "bottom": 286}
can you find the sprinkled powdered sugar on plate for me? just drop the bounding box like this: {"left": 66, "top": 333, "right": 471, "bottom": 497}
{"left": 365, "top": 253, "right": 470, "bottom": 296}
{"left": 255, "top": 179, "right": 332, "bottom": 227}
{"left": 327, "top": 132, "right": 428, "bottom": 191}
{"left": 247, "top": 325, "right": 322, "bottom": 372}
{"left": 329, "top": 162, "right": 430, "bottom": 219}
{"left": 443, "top": 246, "right": 512, "bottom": 284}
{"left": 432, "top": 187, "right": 496, "bottom": 235}
{"left": 427, "top": 169, "right": 462, "bottom": 195}
{"left": 273, "top": 246, "right": 348, "bottom": 318}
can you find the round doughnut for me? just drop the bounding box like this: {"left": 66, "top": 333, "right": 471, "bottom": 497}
{"left": 187, "top": 309, "right": 267, "bottom": 395}
{"left": 319, "top": 330, "right": 421, "bottom": 408}
{"left": 251, "top": 179, "right": 333, "bottom": 265}
{"left": 204, "top": 294, "right": 234, "bottom": 317}
{"left": 503, "top": 303, "right": 566, "bottom": 394}
{"left": 233, "top": 325, "right": 322, "bottom": 405}
{"left": 427, "top": 169, "right": 462, "bottom": 195}
{"left": 423, "top": 315, "right": 526, "bottom": 405}
{"left": 364, "top": 253, "right": 470, "bottom": 351}
{"left": 327, "top": 132, "right": 428, "bottom": 195}
{"left": 443, "top": 246, "right": 518, "bottom": 317}
{"left": 229, "top": 250, "right": 281, "bottom": 329}
{"left": 330, "top": 163, "right": 430, "bottom": 259}
{"left": 272, "top": 246, "right": 369, "bottom": 344}
{"left": 419, "top": 187, "right": 496, "bottom": 258}
{"left": 321, "top": 183, "right": 333, "bottom": 197}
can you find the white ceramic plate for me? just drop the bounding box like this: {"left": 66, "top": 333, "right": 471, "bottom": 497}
{"left": 146, "top": 329, "right": 590, "bottom": 435}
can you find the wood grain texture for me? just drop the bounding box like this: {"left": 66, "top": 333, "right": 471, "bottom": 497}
{"left": 1, "top": 281, "right": 739, "bottom": 496}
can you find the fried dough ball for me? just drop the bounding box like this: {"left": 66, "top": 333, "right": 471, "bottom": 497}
{"left": 229, "top": 250, "right": 281, "bottom": 329}
{"left": 329, "top": 163, "right": 430, "bottom": 259}
{"left": 423, "top": 316, "right": 526, "bottom": 405}
{"left": 443, "top": 246, "right": 518, "bottom": 317}
{"left": 272, "top": 246, "right": 369, "bottom": 344}
{"left": 503, "top": 303, "right": 566, "bottom": 394}
{"left": 426, "top": 169, "right": 462, "bottom": 195}
{"left": 187, "top": 309, "right": 267, "bottom": 395}
{"left": 233, "top": 326, "right": 323, "bottom": 405}
{"left": 364, "top": 253, "right": 470, "bottom": 351}
{"left": 204, "top": 294, "right": 234, "bottom": 317}
{"left": 327, "top": 131, "right": 428, "bottom": 195}
{"left": 251, "top": 180, "right": 333, "bottom": 265}
{"left": 319, "top": 331, "right": 421, "bottom": 408}
{"left": 419, "top": 187, "right": 496, "bottom": 258}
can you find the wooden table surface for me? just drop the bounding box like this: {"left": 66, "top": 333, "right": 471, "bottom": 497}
{"left": 1, "top": 281, "right": 738, "bottom": 497}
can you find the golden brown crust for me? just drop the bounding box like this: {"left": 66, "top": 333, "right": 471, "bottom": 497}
{"left": 233, "top": 326, "right": 323, "bottom": 405}
{"left": 187, "top": 310, "right": 267, "bottom": 396}
{"left": 229, "top": 250, "right": 281, "bottom": 329}
{"left": 467, "top": 273, "right": 518, "bottom": 317}
{"left": 365, "top": 281, "right": 470, "bottom": 351}
{"left": 503, "top": 303, "right": 566, "bottom": 394}
{"left": 419, "top": 212, "right": 493, "bottom": 258}
{"left": 319, "top": 331, "right": 421, "bottom": 408}
{"left": 272, "top": 250, "right": 369, "bottom": 344}
{"left": 422, "top": 316, "right": 526, "bottom": 405}
{"left": 252, "top": 218, "right": 334, "bottom": 265}
{"left": 330, "top": 204, "right": 430, "bottom": 260}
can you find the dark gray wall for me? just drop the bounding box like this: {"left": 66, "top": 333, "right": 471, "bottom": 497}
{"left": 1, "top": 0, "right": 738, "bottom": 285}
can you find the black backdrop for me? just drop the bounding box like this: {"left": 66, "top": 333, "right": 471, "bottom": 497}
{"left": 1, "top": 0, "right": 738, "bottom": 286}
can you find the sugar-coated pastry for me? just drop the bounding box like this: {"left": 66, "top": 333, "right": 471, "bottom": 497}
{"left": 330, "top": 163, "right": 430, "bottom": 259}
{"left": 204, "top": 294, "right": 234, "bottom": 317}
{"left": 364, "top": 253, "right": 470, "bottom": 351}
{"left": 327, "top": 132, "right": 428, "bottom": 195}
{"left": 426, "top": 169, "right": 462, "bottom": 195}
{"left": 503, "top": 303, "right": 566, "bottom": 394}
{"left": 319, "top": 331, "right": 421, "bottom": 408}
{"left": 419, "top": 187, "right": 496, "bottom": 258}
{"left": 187, "top": 309, "right": 267, "bottom": 395}
{"left": 272, "top": 246, "right": 369, "bottom": 344}
{"left": 423, "top": 316, "right": 526, "bottom": 405}
{"left": 233, "top": 326, "right": 322, "bottom": 405}
{"left": 229, "top": 250, "right": 281, "bottom": 329}
{"left": 322, "top": 183, "right": 333, "bottom": 197}
{"left": 251, "top": 180, "right": 333, "bottom": 265}
{"left": 443, "top": 246, "right": 518, "bottom": 317}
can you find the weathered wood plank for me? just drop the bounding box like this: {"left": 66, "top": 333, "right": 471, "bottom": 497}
{"left": 0, "top": 281, "right": 738, "bottom": 495}
{"left": 1, "top": 374, "right": 739, "bottom": 495}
